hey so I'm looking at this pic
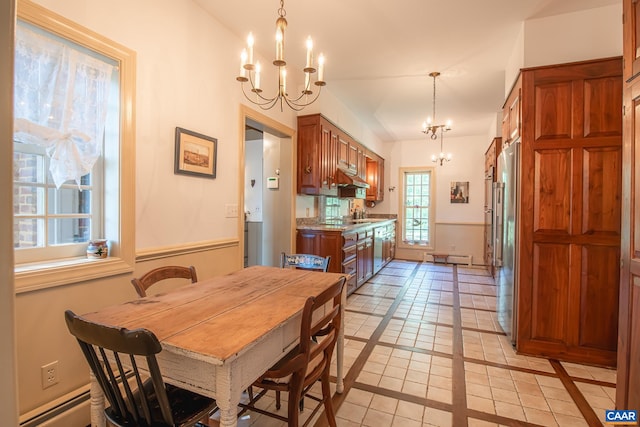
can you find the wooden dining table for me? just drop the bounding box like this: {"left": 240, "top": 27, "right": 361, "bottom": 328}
{"left": 81, "top": 265, "right": 347, "bottom": 427}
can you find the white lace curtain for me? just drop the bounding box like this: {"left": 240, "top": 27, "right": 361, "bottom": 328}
{"left": 13, "top": 24, "right": 114, "bottom": 188}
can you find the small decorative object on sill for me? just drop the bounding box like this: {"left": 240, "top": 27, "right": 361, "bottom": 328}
{"left": 87, "top": 239, "right": 108, "bottom": 259}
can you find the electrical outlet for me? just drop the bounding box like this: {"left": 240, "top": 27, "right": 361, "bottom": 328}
{"left": 41, "top": 361, "right": 59, "bottom": 389}
{"left": 225, "top": 204, "right": 238, "bottom": 218}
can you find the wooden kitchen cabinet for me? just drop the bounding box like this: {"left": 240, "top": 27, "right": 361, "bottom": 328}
{"left": 509, "top": 57, "right": 622, "bottom": 367}
{"left": 502, "top": 79, "right": 521, "bottom": 145}
{"left": 356, "top": 230, "right": 373, "bottom": 286}
{"left": 296, "top": 220, "right": 395, "bottom": 295}
{"left": 483, "top": 137, "right": 500, "bottom": 277}
{"left": 297, "top": 115, "right": 338, "bottom": 195}
{"left": 366, "top": 153, "right": 385, "bottom": 204}
{"left": 618, "top": 0, "right": 640, "bottom": 410}
{"left": 297, "top": 114, "right": 385, "bottom": 198}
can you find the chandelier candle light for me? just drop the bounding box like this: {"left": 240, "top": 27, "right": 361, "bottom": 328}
{"left": 432, "top": 127, "right": 452, "bottom": 165}
{"left": 237, "top": 0, "right": 326, "bottom": 111}
{"left": 422, "top": 72, "right": 452, "bottom": 140}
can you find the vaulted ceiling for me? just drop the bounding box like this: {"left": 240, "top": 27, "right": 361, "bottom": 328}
{"left": 195, "top": 0, "right": 621, "bottom": 142}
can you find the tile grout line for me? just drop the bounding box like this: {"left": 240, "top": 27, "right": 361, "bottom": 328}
{"left": 549, "top": 359, "right": 603, "bottom": 426}
{"left": 450, "top": 264, "right": 469, "bottom": 427}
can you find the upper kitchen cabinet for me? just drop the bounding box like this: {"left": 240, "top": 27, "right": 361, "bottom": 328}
{"left": 297, "top": 114, "right": 384, "bottom": 198}
{"left": 366, "top": 153, "right": 385, "bottom": 205}
{"left": 502, "top": 79, "right": 521, "bottom": 145}
{"left": 624, "top": 0, "right": 640, "bottom": 80}
{"left": 511, "top": 57, "right": 622, "bottom": 368}
{"left": 297, "top": 114, "right": 338, "bottom": 195}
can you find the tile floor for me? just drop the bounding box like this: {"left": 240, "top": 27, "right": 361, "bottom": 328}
{"left": 210, "top": 260, "right": 617, "bottom": 427}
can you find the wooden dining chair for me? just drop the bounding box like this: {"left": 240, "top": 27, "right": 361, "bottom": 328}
{"left": 131, "top": 265, "right": 198, "bottom": 297}
{"left": 64, "top": 310, "right": 216, "bottom": 427}
{"left": 240, "top": 276, "right": 346, "bottom": 427}
{"left": 280, "top": 252, "right": 331, "bottom": 272}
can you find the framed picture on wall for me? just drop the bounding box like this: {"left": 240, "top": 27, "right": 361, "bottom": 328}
{"left": 174, "top": 127, "right": 217, "bottom": 178}
{"left": 450, "top": 181, "right": 469, "bottom": 203}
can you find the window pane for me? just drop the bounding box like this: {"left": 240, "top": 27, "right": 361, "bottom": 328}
{"left": 48, "top": 187, "right": 91, "bottom": 214}
{"left": 47, "top": 217, "right": 90, "bottom": 245}
{"left": 14, "top": 218, "right": 44, "bottom": 248}
{"left": 13, "top": 149, "right": 45, "bottom": 183}
{"left": 13, "top": 185, "right": 45, "bottom": 215}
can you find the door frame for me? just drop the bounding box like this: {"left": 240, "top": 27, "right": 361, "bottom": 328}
{"left": 237, "top": 105, "right": 297, "bottom": 266}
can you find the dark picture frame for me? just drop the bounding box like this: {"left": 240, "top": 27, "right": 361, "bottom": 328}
{"left": 450, "top": 181, "right": 469, "bottom": 203}
{"left": 174, "top": 127, "right": 217, "bottom": 179}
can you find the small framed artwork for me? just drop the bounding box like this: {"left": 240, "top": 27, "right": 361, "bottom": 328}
{"left": 451, "top": 181, "right": 469, "bottom": 203}
{"left": 174, "top": 127, "right": 217, "bottom": 178}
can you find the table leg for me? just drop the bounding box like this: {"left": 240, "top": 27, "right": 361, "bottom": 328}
{"left": 89, "top": 370, "right": 106, "bottom": 427}
{"left": 215, "top": 366, "right": 240, "bottom": 427}
{"left": 336, "top": 285, "right": 346, "bottom": 394}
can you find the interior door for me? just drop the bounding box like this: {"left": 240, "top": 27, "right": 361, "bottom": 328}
{"left": 619, "top": 0, "right": 640, "bottom": 411}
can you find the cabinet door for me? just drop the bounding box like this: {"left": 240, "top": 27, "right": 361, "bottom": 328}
{"left": 338, "top": 134, "right": 350, "bottom": 170}
{"left": 365, "top": 157, "right": 378, "bottom": 201}
{"left": 348, "top": 140, "right": 358, "bottom": 172}
{"left": 319, "top": 121, "right": 337, "bottom": 190}
{"left": 297, "top": 116, "right": 321, "bottom": 195}
{"left": 624, "top": 0, "right": 640, "bottom": 79}
{"left": 619, "top": 5, "right": 640, "bottom": 406}
{"left": 357, "top": 145, "right": 367, "bottom": 180}
{"left": 377, "top": 158, "right": 385, "bottom": 201}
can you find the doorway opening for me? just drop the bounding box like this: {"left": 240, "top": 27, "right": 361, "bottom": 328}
{"left": 240, "top": 109, "right": 296, "bottom": 267}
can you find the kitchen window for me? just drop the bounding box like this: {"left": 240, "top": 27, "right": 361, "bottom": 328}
{"left": 14, "top": 1, "right": 135, "bottom": 291}
{"left": 400, "top": 168, "right": 434, "bottom": 247}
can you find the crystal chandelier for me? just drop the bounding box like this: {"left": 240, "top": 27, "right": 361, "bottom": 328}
{"left": 422, "top": 72, "right": 452, "bottom": 140}
{"left": 431, "top": 127, "right": 452, "bottom": 166}
{"left": 236, "top": 0, "right": 326, "bottom": 111}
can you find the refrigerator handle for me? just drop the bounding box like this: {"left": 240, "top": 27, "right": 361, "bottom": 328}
{"left": 493, "top": 182, "right": 504, "bottom": 267}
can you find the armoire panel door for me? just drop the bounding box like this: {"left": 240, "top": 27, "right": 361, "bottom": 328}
{"left": 578, "top": 245, "right": 620, "bottom": 351}
{"left": 531, "top": 243, "right": 570, "bottom": 342}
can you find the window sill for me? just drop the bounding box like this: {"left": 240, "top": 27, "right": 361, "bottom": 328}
{"left": 15, "top": 256, "right": 134, "bottom": 294}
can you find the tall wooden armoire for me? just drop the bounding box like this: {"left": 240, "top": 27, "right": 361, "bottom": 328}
{"left": 506, "top": 57, "right": 623, "bottom": 368}
{"left": 619, "top": 0, "right": 640, "bottom": 412}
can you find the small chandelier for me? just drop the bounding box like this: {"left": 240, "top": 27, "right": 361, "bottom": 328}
{"left": 422, "top": 72, "right": 452, "bottom": 140}
{"left": 236, "top": 0, "right": 326, "bottom": 111}
{"left": 431, "top": 127, "right": 452, "bottom": 166}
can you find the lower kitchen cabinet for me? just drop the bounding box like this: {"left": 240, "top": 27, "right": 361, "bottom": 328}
{"left": 296, "top": 220, "right": 395, "bottom": 295}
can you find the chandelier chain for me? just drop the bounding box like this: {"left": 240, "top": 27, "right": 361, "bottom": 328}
{"left": 432, "top": 74, "right": 436, "bottom": 123}
{"left": 278, "top": 0, "right": 286, "bottom": 18}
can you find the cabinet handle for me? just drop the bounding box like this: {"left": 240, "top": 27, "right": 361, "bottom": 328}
{"left": 305, "top": 154, "right": 312, "bottom": 174}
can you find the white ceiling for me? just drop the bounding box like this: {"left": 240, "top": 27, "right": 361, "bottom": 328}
{"left": 194, "top": 0, "right": 621, "bottom": 142}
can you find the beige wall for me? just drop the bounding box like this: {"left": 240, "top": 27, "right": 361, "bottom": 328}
{"left": 395, "top": 222, "right": 484, "bottom": 265}
{"left": 1, "top": 0, "right": 18, "bottom": 425}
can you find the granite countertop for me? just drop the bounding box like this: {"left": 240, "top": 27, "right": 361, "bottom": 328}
{"left": 297, "top": 218, "right": 396, "bottom": 232}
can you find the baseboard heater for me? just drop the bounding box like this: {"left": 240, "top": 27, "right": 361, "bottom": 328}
{"left": 424, "top": 253, "right": 473, "bottom": 266}
{"left": 20, "top": 389, "right": 90, "bottom": 427}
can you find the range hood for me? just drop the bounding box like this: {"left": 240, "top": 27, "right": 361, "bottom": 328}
{"left": 335, "top": 167, "right": 370, "bottom": 189}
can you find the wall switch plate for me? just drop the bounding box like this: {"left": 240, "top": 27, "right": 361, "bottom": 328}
{"left": 225, "top": 204, "right": 238, "bottom": 218}
{"left": 41, "top": 361, "right": 58, "bottom": 389}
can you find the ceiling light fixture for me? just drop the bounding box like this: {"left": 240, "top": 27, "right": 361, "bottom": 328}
{"left": 422, "top": 72, "right": 452, "bottom": 140}
{"left": 236, "top": 0, "right": 326, "bottom": 111}
{"left": 431, "top": 127, "right": 452, "bottom": 166}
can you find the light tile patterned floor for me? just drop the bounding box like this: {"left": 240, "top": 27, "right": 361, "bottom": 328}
{"left": 208, "top": 260, "right": 616, "bottom": 427}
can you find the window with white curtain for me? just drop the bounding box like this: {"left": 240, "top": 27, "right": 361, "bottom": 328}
{"left": 13, "top": 20, "right": 116, "bottom": 262}
{"left": 400, "top": 168, "right": 435, "bottom": 247}
{"left": 14, "top": 1, "right": 135, "bottom": 290}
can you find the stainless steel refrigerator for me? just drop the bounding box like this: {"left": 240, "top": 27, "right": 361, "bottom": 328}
{"left": 493, "top": 140, "right": 520, "bottom": 346}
